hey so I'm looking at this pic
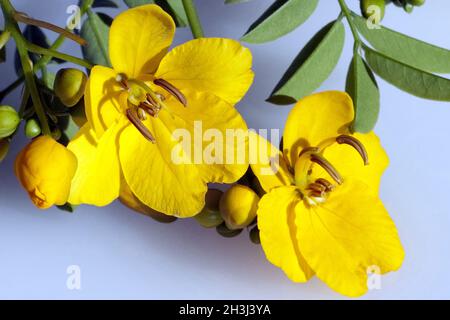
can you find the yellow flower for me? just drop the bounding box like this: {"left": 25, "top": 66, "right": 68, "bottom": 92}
{"left": 15, "top": 136, "right": 77, "bottom": 209}
{"left": 251, "top": 91, "right": 404, "bottom": 297}
{"left": 68, "top": 4, "right": 253, "bottom": 217}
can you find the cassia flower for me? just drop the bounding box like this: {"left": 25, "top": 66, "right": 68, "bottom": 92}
{"left": 251, "top": 91, "right": 404, "bottom": 297}
{"left": 15, "top": 136, "right": 77, "bottom": 209}
{"left": 68, "top": 4, "right": 253, "bottom": 217}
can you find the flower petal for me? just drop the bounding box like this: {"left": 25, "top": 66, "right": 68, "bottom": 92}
{"left": 258, "top": 186, "right": 314, "bottom": 282}
{"left": 109, "top": 4, "right": 175, "bottom": 78}
{"left": 296, "top": 179, "right": 404, "bottom": 297}
{"left": 85, "top": 65, "right": 123, "bottom": 138}
{"left": 314, "top": 132, "right": 389, "bottom": 191}
{"left": 283, "top": 91, "right": 354, "bottom": 166}
{"left": 161, "top": 90, "right": 249, "bottom": 184}
{"left": 155, "top": 38, "right": 254, "bottom": 105}
{"left": 68, "top": 119, "right": 125, "bottom": 206}
{"left": 249, "top": 132, "right": 293, "bottom": 192}
{"left": 119, "top": 113, "right": 207, "bottom": 217}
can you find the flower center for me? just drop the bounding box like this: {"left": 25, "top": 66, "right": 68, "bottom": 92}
{"left": 295, "top": 134, "right": 369, "bottom": 206}
{"left": 116, "top": 74, "right": 187, "bottom": 143}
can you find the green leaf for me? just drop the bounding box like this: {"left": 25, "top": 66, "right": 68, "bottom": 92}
{"left": 364, "top": 46, "right": 450, "bottom": 101}
{"left": 346, "top": 54, "right": 380, "bottom": 133}
{"left": 80, "top": 10, "right": 111, "bottom": 67}
{"left": 92, "top": 0, "right": 118, "bottom": 8}
{"left": 225, "top": 0, "right": 252, "bottom": 3}
{"left": 123, "top": 0, "right": 154, "bottom": 7}
{"left": 268, "top": 20, "right": 345, "bottom": 105}
{"left": 241, "top": 0, "right": 319, "bottom": 43}
{"left": 165, "top": 0, "right": 188, "bottom": 27}
{"left": 353, "top": 15, "right": 450, "bottom": 74}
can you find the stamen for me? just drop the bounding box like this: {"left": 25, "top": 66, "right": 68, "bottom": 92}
{"left": 310, "top": 153, "right": 343, "bottom": 185}
{"left": 336, "top": 134, "right": 369, "bottom": 166}
{"left": 299, "top": 147, "right": 319, "bottom": 158}
{"left": 126, "top": 108, "right": 155, "bottom": 143}
{"left": 154, "top": 78, "right": 187, "bottom": 106}
{"left": 116, "top": 73, "right": 129, "bottom": 89}
{"left": 306, "top": 182, "right": 326, "bottom": 194}
{"left": 137, "top": 107, "right": 147, "bottom": 120}
{"left": 146, "top": 93, "right": 160, "bottom": 109}
{"left": 315, "top": 178, "right": 335, "bottom": 192}
{"left": 139, "top": 102, "right": 156, "bottom": 117}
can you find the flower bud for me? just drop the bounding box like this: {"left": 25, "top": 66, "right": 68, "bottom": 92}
{"left": 15, "top": 136, "right": 77, "bottom": 209}
{"left": 194, "top": 189, "right": 224, "bottom": 228}
{"left": 0, "top": 105, "right": 20, "bottom": 138}
{"left": 119, "top": 180, "right": 177, "bottom": 223}
{"left": 25, "top": 119, "right": 41, "bottom": 138}
{"left": 54, "top": 68, "right": 87, "bottom": 107}
{"left": 361, "top": 0, "right": 385, "bottom": 21}
{"left": 0, "top": 139, "right": 9, "bottom": 163}
{"left": 219, "top": 184, "right": 259, "bottom": 230}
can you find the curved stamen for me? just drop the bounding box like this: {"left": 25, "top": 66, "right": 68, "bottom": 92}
{"left": 315, "top": 178, "right": 335, "bottom": 192}
{"left": 126, "top": 108, "right": 155, "bottom": 143}
{"left": 154, "top": 78, "right": 187, "bottom": 106}
{"left": 299, "top": 146, "right": 319, "bottom": 158}
{"left": 336, "top": 134, "right": 369, "bottom": 166}
{"left": 310, "top": 153, "right": 343, "bottom": 185}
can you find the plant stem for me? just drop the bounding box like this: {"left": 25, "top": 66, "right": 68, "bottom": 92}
{"left": 27, "top": 42, "right": 92, "bottom": 69}
{"left": 33, "top": 0, "right": 92, "bottom": 71}
{"left": 182, "top": 0, "right": 204, "bottom": 38}
{"left": 337, "top": 0, "right": 361, "bottom": 43}
{"left": 1, "top": 0, "right": 51, "bottom": 135}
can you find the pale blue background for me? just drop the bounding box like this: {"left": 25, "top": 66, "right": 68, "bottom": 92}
{"left": 1, "top": 0, "right": 449, "bottom": 299}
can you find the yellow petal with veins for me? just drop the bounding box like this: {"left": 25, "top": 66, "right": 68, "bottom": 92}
{"left": 258, "top": 186, "right": 314, "bottom": 282}
{"left": 160, "top": 91, "right": 249, "bottom": 184}
{"left": 296, "top": 179, "right": 404, "bottom": 297}
{"left": 109, "top": 4, "right": 175, "bottom": 78}
{"left": 68, "top": 119, "right": 125, "bottom": 206}
{"left": 119, "top": 115, "right": 206, "bottom": 217}
{"left": 249, "top": 132, "right": 293, "bottom": 192}
{"left": 283, "top": 91, "right": 354, "bottom": 166}
{"left": 85, "top": 66, "right": 123, "bottom": 138}
{"left": 155, "top": 38, "right": 254, "bottom": 105}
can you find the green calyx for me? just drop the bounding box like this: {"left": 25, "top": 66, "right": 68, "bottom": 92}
{"left": 0, "top": 105, "right": 20, "bottom": 138}
{"left": 194, "top": 189, "right": 224, "bottom": 228}
{"left": 54, "top": 68, "right": 87, "bottom": 108}
{"left": 25, "top": 118, "right": 41, "bottom": 138}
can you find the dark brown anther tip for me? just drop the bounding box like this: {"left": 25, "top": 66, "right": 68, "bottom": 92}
{"left": 310, "top": 153, "right": 343, "bottom": 185}
{"left": 154, "top": 78, "right": 187, "bottom": 107}
{"left": 336, "top": 134, "right": 369, "bottom": 166}
{"left": 126, "top": 108, "right": 155, "bottom": 143}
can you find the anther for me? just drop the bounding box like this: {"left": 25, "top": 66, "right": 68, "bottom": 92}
{"left": 310, "top": 153, "right": 343, "bottom": 185}
{"left": 336, "top": 134, "right": 369, "bottom": 166}
{"left": 306, "top": 182, "right": 326, "bottom": 194}
{"left": 315, "top": 178, "right": 335, "bottom": 192}
{"left": 139, "top": 102, "right": 156, "bottom": 117}
{"left": 137, "top": 107, "right": 147, "bottom": 121}
{"left": 126, "top": 108, "right": 155, "bottom": 143}
{"left": 146, "top": 93, "right": 160, "bottom": 109}
{"left": 299, "top": 147, "right": 319, "bottom": 158}
{"left": 154, "top": 78, "right": 187, "bottom": 106}
{"left": 116, "top": 73, "right": 129, "bottom": 89}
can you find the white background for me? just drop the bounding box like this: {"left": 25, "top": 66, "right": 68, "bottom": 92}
{"left": 0, "top": 0, "right": 449, "bottom": 299}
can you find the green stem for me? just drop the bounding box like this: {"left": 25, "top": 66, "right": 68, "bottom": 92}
{"left": 337, "top": 0, "right": 361, "bottom": 43}
{"left": 182, "top": 0, "right": 204, "bottom": 38}
{"left": 27, "top": 42, "right": 92, "bottom": 69}
{"left": 33, "top": 0, "right": 92, "bottom": 71}
{"left": 1, "top": 0, "right": 51, "bottom": 135}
